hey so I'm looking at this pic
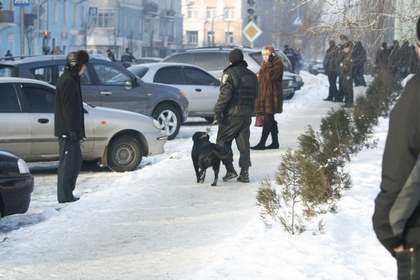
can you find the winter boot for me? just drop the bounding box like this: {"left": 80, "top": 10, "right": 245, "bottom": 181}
{"left": 266, "top": 121, "right": 279, "bottom": 149}
{"left": 237, "top": 168, "right": 249, "bottom": 183}
{"left": 251, "top": 125, "right": 270, "bottom": 150}
{"left": 223, "top": 161, "right": 238, "bottom": 182}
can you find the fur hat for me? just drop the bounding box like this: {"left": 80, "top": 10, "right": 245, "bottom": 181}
{"left": 229, "top": 49, "right": 244, "bottom": 63}
{"left": 66, "top": 50, "right": 89, "bottom": 68}
{"left": 382, "top": 42, "right": 387, "bottom": 49}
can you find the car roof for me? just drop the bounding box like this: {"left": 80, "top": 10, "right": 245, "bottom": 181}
{"left": 0, "top": 77, "right": 55, "bottom": 88}
{"left": 0, "top": 54, "right": 108, "bottom": 65}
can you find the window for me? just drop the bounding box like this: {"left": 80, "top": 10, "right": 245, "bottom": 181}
{"left": 187, "top": 3, "right": 197, "bottom": 19}
{"left": 224, "top": 8, "right": 234, "bottom": 20}
{"left": 89, "top": 11, "right": 116, "bottom": 28}
{"left": 207, "top": 31, "right": 214, "bottom": 46}
{"left": 21, "top": 86, "right": 55, "bottom": 113}
{"left": 187, "top": 31, "right": 198, "bottom": 44}
{"left": 164, "top": 53, "right": 193, "bottom": 64}
{"left": 93, "top": 64, "right": 131, "bottom": 86}
{"left": 54, "top": 1, "right": 58, "bottom": 23}
{"left": 57, "top": 65, "right": 93, "bottom": 85}
{"left": 194, "top": 53, "right": 219, "bottom": 71}
{"left": 183, "top": 67, "right": 215, "bottom": 85}
{"left": 154, "top": 67, "right": 184, "bottom": 84}
{"left": 225, "top": 32, "right": 233, "bottom": 45}
{"left": 0, "top": 84, "right": 19, "bottom": 112}
{"left": 31, "top": 67, "right": 54, "bottom": 84}
{"left": 73, "top": 4, "right": 77, "bottom": 26}
{"left": 206, "top": 8, "right": 216, "bottom": 20}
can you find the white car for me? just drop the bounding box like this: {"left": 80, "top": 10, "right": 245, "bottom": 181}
{"left": 129, "top": 62, "right": 221, "bottom": 122}
{"left": 0, "top": 78, "right": 167, "bottom": 172}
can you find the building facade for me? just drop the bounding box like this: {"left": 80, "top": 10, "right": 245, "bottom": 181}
{"left": 0, "top": 0, "right": 89, "bottom": 57}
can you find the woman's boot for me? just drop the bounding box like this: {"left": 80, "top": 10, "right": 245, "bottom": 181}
{"left": 251, "top": 125, "right": 270, "bottom": 150}
{"left": 266, "top": 121, "right": 279, "bottom": 149}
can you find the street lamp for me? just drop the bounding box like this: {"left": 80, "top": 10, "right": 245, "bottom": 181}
{"left": 211, "top": 14, "right": 224, "bottom": 47}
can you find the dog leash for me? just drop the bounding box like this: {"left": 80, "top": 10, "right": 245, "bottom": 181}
{"left": 203, "top": 120, "right": 218, "bottom": 137}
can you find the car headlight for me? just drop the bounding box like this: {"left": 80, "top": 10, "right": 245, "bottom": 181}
{"left": 288, "top": 80, "right": 293, "bottom": 87}
{"left": 17, "top": 159, "right": 30, "bottom": 174}
{"left": 295, "top": 76, "right": 302, "bottom": 82}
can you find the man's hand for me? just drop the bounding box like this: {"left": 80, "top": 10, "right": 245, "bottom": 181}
{"left": 394, "top": 245, "right": 404, "bottom": 253}
{"left": 69, "top": 131, "right": 78, "bottom": 141}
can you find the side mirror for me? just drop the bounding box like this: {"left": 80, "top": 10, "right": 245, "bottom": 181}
{"left": 123, "top": 80, "right": 133, "bottom": 89}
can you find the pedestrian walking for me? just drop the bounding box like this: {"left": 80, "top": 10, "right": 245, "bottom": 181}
{"left": 323, "top": 40, "right": 339, "bottom": 101}
{"left": 213, "top": 49, "right": 259, "bottom": 183}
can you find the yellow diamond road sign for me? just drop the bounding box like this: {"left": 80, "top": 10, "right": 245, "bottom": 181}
{"left": 243, "top": 21, "right": 262, "bottom": 43}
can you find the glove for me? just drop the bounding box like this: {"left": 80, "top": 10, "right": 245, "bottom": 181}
{"left": 213, "top": 114, "right": 222, "bottom": 123}
{"left": 268, "top": 53, "right": 275, "bottom": 63}
{"left": 69, "top": 131, "right": 78, "bottom": 141}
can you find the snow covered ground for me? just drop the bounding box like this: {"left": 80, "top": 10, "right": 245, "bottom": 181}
{"left": 0, "top": 71, "right": 398, "bottom": 279}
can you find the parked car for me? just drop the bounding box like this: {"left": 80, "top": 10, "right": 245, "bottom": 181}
{"left": 135, "top": 57, "right": 162, "bottom": 64}
{"left": 128, "top": 63, "right": 221, "bottom": 121}
{"left": 161, "top": 47, "right": 303, "bottom": 100}
{"left": 0, "top": 55, "right": 189, "bottom": 140}
{"left": 0, "top": 149, "right": 34, "bottom": 218}
{"left": 0, "top": 78, "right": 167, "bottom": 172}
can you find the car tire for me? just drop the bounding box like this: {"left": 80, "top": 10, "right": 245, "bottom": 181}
{"left": 284, "top": 91, "right": 295, "bottom": 100}
{"left": 107, "top": 135, "right": 143, "bottom": 172}
{"left": 153, "top": 104, "right": 180, "bottom": 140}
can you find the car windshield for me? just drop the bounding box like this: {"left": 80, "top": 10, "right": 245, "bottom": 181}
{"left": 129, "top": 66, "right": 149, "bottom": 78}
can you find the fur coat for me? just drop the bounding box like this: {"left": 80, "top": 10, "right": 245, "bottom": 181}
{"left": 254, "top": 56, "right": 284, "bottom": 114}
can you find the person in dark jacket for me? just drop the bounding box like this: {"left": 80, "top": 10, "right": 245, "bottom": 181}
{"left": 213, "top": 49, "right": 259, "bottom": 183}
{"left": 54, "top": 50, "right": 89, "bottom": 203}
{"left": 375, "top": 42, "right": 389, "bottom": 75}
{"left": 396, "top": 40, "right": 411, "bottom": 79}
{"left": 323, "top": 40, "right": 339, "bottom": 101}
{"left": 283, "top": 45, "right": 296, "bottom": 73}
{"left": 352, "top": 41, "right": 367, "bottom": 86}
{"left": 107, "top": 49, "right": 116, "bottom": 62}
{"left": 337, "top": 42, "right": 355, "bottom": 107}
{"left": 251, "top": 45, "right": 283, "bottom": 150}
{"left": 372, "top": 16, "right": 420, "bottom": 279}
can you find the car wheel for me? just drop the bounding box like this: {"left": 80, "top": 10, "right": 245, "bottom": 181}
{"left": 107, "top": 135, "right": 143, "bottom": 172}
{"left": 153, "top": 104, "right": 180, "bottom": 140}
{"left": 284, "top": 91, "right": 295, "bottom": 100}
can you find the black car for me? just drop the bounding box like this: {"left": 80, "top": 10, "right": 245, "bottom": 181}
{"left": 0, "top": 55, "right": 189, "bottom": 140}
{"left": 0, "top": 150, "right": 34, "bottom": 217}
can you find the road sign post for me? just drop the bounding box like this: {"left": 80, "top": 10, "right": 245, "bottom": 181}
{"left": 242, "top": 21, "right": 262, "bottom": 48}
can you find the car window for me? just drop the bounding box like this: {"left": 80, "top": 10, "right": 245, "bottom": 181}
{"left": 193, "top": 53, "right": 219, "bottom": 71}
{"left": 0, "top": 65, "right": 14, "bottom": 77}
{"left": 20, "top": 84, "right": 55, "bottom": 113}
{"left": 154, "top": 67, "right": 184, "bottom": 84}
{"left": 164, "top": 53, "right": 192, "bottom": 64}
{"left": 0, "top": 83, "right": 20, "bottom": 112}
{"left": 93, "top": 64, "right": 131, "bottom": 85}
{"left": 30, "top": 66, "right": 54, "bottom": 84}
{"left": 58, "top": 65, "right": 93, "bottom": 85}
{"left": 130, "top": 66, "right": 149, "bottom": 78}
{"left": 183, "top": 67, "right": 217, "bottom": 85}
{"left": 217, "top": 53, "right": 230, "bottom": 70}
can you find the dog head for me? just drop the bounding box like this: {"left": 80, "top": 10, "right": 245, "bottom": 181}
{"left": 192, "top": 132, "right": 210, "bottom": 143}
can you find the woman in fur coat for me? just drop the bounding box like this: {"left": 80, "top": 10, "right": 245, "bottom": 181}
{"left": 251, "top": 45, "right": 284, "bottom": 150}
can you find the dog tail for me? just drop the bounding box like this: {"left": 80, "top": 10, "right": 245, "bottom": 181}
{"left": 211, "top": 144, "right": 232, "bottom": 159}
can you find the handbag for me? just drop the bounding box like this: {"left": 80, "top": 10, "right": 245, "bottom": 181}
{"left": 255, "top": 113, "right": 263, "bottom": 127}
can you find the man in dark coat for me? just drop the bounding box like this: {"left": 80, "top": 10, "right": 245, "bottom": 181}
{"left": 323, "top": 40, "right": 339, "bottom": 101}
{"left": 375, "top": 42, "right": 389, "bottom": 75}
{"left": 283, "top": 45, "right": 296, "bottom": 73}
{"left": 372, "top": 16, "right": 420, "bottom": 279}
{"left": 54, "top": 50, "right": 89, "bottom": 203}
{"left": 337, "top": 42, "right": 355, "bottom": 107}
{"left": 352, "top": 41, "right": 367, "bottom": 86}
{"left": 213, "top": 49, "right": 259, "bottom": 183}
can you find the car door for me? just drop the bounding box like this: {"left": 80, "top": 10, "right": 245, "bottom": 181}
{"left": 181, "top": 66, "right": 220, "bottom": 117}
{"left": 0, "top": 83, "right": 31, "bottom": 158}
{"left": 19, "top": 83, "right": 95, "bottom": 159}
{"left": 91, "top": 62, "right": 148, "bottom": 114}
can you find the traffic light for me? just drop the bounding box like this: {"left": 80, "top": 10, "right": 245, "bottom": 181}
{"left": 43, "top": 30, "right": 50, "bottom": 40}
{"left": 247, "top": 0, "right": 257, "bottom": 23}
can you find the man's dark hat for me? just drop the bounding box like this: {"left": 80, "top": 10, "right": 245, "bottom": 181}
{"left": 340, "top": 35, "right": 348, "bottom": 40}
{"left": 229, "top": 49, "right": 244, "bottom": 63}
{"left": 66, "top": 50, "right": 89, "bottom": 67}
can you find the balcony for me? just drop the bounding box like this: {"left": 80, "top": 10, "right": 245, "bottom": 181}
{"left": 0, "top": 10, "right": 14, "bottom": 24}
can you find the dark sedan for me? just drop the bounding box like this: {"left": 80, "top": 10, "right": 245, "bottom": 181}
{"left": 0, "top": 150, "right": 34, "bottom": 217}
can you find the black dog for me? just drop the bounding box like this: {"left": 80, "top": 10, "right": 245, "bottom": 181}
{"left": 192, "top": 132, "right": 232, "bottom": 186}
